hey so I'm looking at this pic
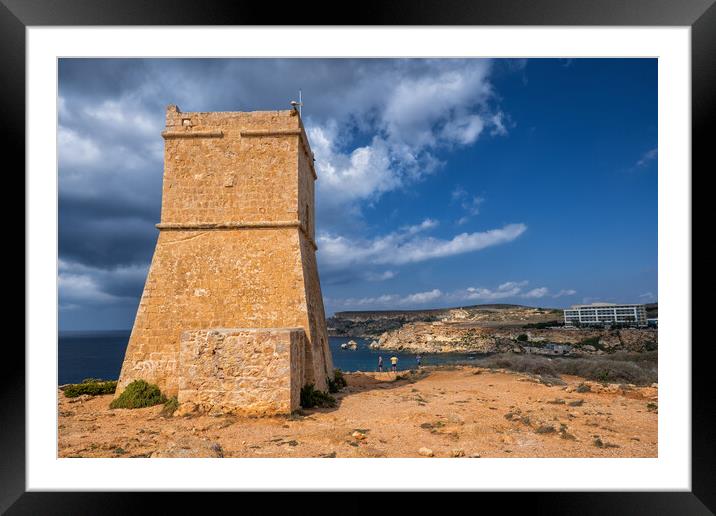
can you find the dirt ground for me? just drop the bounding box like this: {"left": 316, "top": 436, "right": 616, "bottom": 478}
{"left": 58, "top": 367, "right": 657, "bottom": 458}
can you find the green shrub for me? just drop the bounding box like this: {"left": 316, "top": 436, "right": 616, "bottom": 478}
{"left": 109, "top": 380, "right": 166, "bottom": 409}
{"left": 300, "top": 384, "right": 336, "bottom": 408}
{"left": 327, "top": 369, "right": 348, "bottom": 393}
{"left": 596, "top": 369, "right": 611, "bottom": 383}
{"left": 516, "top": 334, "right": 529, "bottom": 342}
{"left": 524, "top": 340, "right": 549, "bottom": 348}
{"left": 473, "top": 352, "right": 657, "bottom": 386}
{"left": 160, "top": 397, "right": 179, "bottom": 417}
{"left": 523, "top": 321, "right": 563, "bottom": 329}
{"left": 63, "top": 379, "right": 117, "bottom": 398}
{"left": 478, "top": 353, "right": 559, "bottom": 379}
{"left": 576, "top": 336, "right": 604, "bottom": 350}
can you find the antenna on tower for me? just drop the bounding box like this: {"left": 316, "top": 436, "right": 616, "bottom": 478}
{"left": 290, "top": 89, "right": 303, "bottom": 117}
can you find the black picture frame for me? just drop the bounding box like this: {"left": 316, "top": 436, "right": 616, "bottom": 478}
{"left": 4, "top": 0, "right": 709, "bottom": 512}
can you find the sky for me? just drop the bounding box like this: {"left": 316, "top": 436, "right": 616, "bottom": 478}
{"left": 58, "top": 58, "right": 658, "bottom": 331}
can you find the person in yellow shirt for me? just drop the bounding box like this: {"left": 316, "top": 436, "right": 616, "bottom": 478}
{"left": 390, "top": 356, "right": 398, "bottom": 372}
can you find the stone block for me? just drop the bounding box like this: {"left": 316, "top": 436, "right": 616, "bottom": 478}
{"left": 177, "top": 328, "right": 305, "bottom": 416}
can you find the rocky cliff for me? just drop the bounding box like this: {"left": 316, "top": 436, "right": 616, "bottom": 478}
{"left": 375, "top": 322, "right": 657, "bottom": 355}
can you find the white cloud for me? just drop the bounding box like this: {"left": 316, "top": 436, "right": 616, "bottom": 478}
{"left": 636, "top": 148, "right": 658, "bottom": 167}
{"left": 58, "top": 95, "right": 70, "bottom": 120}
{"left": 490, "top": 112, "right": 508, "bottom": 136}
{"left": 522, "top": 287, "right": 549, "bottom": 299}
{"left": 58, "top": 126, "right": 101, "bottom": 167}
{"left": 330, "top": 280, "right": 568, "bottom": 310}
{"left": 402, "top": 289, "right": 443, "bottom": 304}
{"left": 381, "top": 62, "right": 493, "bottom": 148}
{"left": 553, "top": 289, "right": 577, "bottom": 298}
{"left": 498, "top": 280, "right": 528, "bottom": 290}
{"left": 330, "top": 289, "right": 443, "bottom": 308}
{"left": 58, "top": 259, "right": 148, "bottom": 306}
{"left": 307, "top": 59, "right": 508, "bottom": 226}
{"left": 451, "top": 186, "right": 485, "bottom": 224}
{"left": 318, "top": 221, "right": 526, "bottom": 268}
{"left": 58, "top": 272, "right": 116, "bottom": 305}
{"left": 402, "top": 218, "right": 439, "bottom": 235}
{"left": 451, "top": 281, "right": 528, "bottom": 301}
{"left": 83, "top": 99, "right": 157, "bottom": 138}
{"left": 364, "top": 270, "right": 397, "bottom": 282}
{"left": 441, "top": 115, "right": 485, "bottom": 145}
{"left": 310, "top": 126, "right": 401, "bottom": 205}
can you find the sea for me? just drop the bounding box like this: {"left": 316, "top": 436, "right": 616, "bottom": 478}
{"left": 58, "top": 330, "right": 488, "bottom": 385}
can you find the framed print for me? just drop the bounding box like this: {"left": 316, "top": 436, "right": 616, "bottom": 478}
{"left": 5, "top": 0, "right": 711, "bottom": 511}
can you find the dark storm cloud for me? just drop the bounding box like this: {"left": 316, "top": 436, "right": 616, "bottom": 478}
{"left": 59, "top": 58, "right": 376, "bottom": 118}
{"left": 59, "top": 258, "right": 149, "bottom": 308}
{"left": 318, "top": 268, "right": 363, "bottom": 287}
{"left": 59, "top": 59, "right": 154, "bottom": 101}
{"left": 99, "top": 268, "right": 148, "bottom": 299}
{"left": 59, "top": 206, "right": 158, "bottom": 268}
{"left": 60, "top": 191, "right": 159, "bottom": 223}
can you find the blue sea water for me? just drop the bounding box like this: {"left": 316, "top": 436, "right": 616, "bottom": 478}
{"left": 58, "top": 331, "right": 487, "bottom": 385}
{"left": 59, "top": 330, "right": 132, "bottom": 385}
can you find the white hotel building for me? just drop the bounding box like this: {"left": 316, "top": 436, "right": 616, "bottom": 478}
{"left": 563, "top": 303, "right": 648, "bottom": 327}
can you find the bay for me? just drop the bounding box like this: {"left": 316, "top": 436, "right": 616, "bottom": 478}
{"left": 58, "top": 331, "right": 487, "bottom": 385}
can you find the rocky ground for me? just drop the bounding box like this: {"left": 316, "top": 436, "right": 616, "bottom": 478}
{"left": 58, "top": 367, "right": 657, "bottom": 458}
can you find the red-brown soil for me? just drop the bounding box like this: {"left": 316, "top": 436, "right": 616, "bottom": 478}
{"left": 58, "top": 367, "right": 657, "bottom": 458}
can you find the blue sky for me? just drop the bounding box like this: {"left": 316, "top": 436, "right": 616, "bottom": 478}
{"left": 58, "top": 58, "right": 657, "bottom": 330}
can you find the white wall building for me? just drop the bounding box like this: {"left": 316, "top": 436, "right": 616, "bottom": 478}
{"left": 563, "top": 303, "right": 647, "bottom": 326}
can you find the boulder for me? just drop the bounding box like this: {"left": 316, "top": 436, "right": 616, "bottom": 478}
{"left": 340, "top": 340, "right": 358, "bottom": 350}
{"left": 418, "top": 447, "right": 434, "bottom": 457}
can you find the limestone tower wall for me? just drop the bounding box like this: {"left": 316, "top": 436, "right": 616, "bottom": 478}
{"left": 116, "top": 105, "right": 333, "bottom": 403}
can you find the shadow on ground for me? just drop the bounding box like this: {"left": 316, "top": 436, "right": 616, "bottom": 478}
{"left": 300, "top": 369, "right": 431, "bottom": 415}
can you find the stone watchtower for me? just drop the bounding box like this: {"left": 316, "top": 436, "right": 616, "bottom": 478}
{"left": 116, "top": 105, "right": 333, "bottom": 415}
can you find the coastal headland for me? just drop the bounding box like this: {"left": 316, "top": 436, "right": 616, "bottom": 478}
{"left": 329, "top": 304, "right": 658, "bottom": 355}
